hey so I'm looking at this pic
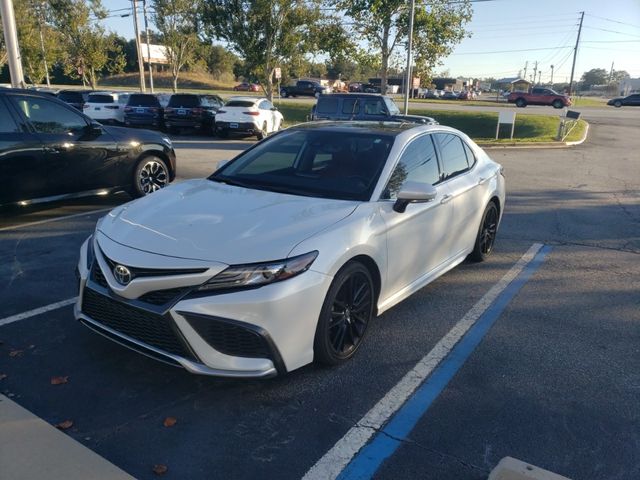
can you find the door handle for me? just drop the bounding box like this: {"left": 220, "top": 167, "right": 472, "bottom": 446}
{"left": 43, "top": 147, "right": 60, "bottom": 154}
{"left": 440, "top": 194, "right": 452, "bottom": 204}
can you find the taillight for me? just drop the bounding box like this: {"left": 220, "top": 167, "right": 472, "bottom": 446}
{"left": 243, "top": 111, "right": 260, "bottom": 116}
{"left": 192, "top": 107, "right": 203, "bottom": 115}
{"left": 165, "top": 107, "right": 174, "bottom": 113}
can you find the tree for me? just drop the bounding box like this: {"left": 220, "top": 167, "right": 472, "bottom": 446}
{"left": 200, "top": 0, "right": 323, "bottom": 101}
{"left": 580, "top": 68, "right": 608, "bottom": 89}
{"left": 336, "top": 0, "right": 471, "bottom": 92}
{"left": 49, "top": 0, "right": 125, "bottom": 88}
{"left": 153, "top": 0, "right": 200, "bottom": 92}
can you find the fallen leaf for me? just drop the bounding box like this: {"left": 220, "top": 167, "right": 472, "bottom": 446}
{"left": 0, "top": 374, "right": 7, "bottom": 381}
{"left": 50, "top": 376, "right": 69, "bottom": 385}
{"left": 163, "top": 417, "right": 177, "bottom": 428}
{"left": 152, "top": 464, "right": 168, "bottom": 475}
{"left": 55, "top": 420, "right": 73, "bottom": 430}
{"left": 9, "top": 350, "right": 23, "bottom": 358}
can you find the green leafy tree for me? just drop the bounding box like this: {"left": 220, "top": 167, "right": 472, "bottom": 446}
{"left": 336, "top": 0, "right": 471, "bottom": 92}
{"left": 200, "top": 0, "right": 323, "bottom": 101}
{"left": 152, "top": 0, "right": 200, "bottom": 92}
{"left": 580, "top": 68, "right": 608, "bottom": 89}
{"left": 49, "top": 0, "right": 125, "bottom": 88}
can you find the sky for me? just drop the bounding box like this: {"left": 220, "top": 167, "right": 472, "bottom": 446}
{"left": 102, "top": 0, "right": 640, "bottom": 82}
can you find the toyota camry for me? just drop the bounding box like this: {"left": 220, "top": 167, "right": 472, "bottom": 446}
{"left": 75, "top": 121, "right": 505, "bottom": 378}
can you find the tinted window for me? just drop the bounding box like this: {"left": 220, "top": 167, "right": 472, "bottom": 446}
{"left": 128, "top": 94, "right": 160, "bottom": 107}
{"left": 384, "top": 135, "right": 440, "bottom": 199}
{"left": 462, "top": 142, "right": 476, "bottom": 167}
{"left": 215, "top": 129, "right": 394, "bottom": 201}
{"left": 226, "top": 100, "right": 255, "bottom": 108}
{"left": 168, "top": 94, "right": 199, "bottom": 107}
{"left": 435, "top": 133, "right": 469, "bottom": 178}
{"left": 0, "top": 99, "right": 20, "bottom": 133}
{"left": 316, "top": 97, "right": 339, "bottom": 114}
{"left": 364, "top": 99, "right": 385, "bottom": 115}
{"left": 342, "top": 98, "right": 359, "bottom": 115}
{"left": 58, "top": 91, "right": 84, "bottom": 103}
{"left": 88, "top": 94, "right": 115, "bottom": 104}
{"left": 11, "top": 95, "right": 87, "bottom": 134}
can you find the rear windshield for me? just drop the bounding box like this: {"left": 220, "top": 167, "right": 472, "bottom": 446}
{"left": 58, "top": 92, "right": 84, "bottom": 102}
{"left": 128, "top": 94, "right": 160, "bottom": 107}
{"left": 168, "top": 95, "right": 199, "bottom": 107}
{"left": 225, "top": 100, "right": 255, "bottom": 107}
{"left": 316, "top": 97, "right": 339, "bottom": 114}
{"left": 88, "top": 94, "right": 115, "bottom": 104}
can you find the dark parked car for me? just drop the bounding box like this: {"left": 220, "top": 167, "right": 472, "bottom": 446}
{"left": 57, "top": 89, "right": 93, "bottom": 111}
{"left": 280, "top": 80, "right": 328, "bottom": 98}
{"left": 163, "top": 93, "right": 224, "bottom": 134}
{"left": 607, "top": 94, "right": 640, "bottom": 107}
{"left": 310, "top": 93, "right": 437, "bottom": 125}
{"left": 0, "top": 90, "right": 176, "bottom": 206}
{"left": 124, "top": 93, "right": 164, "bottom": 129}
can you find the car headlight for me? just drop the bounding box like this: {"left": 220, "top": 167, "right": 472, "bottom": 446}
{"left": 197, "top": 251, "right": 318, "bottom": 292}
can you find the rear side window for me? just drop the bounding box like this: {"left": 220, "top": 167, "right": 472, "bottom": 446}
{"left": 0, "top": 99, "right": 20, "bottom": 133}
{"left": 342, "top": 98, "right": 359, "bottom": 115}
{"left": 58, "top": 92, "right": 83, "bottom": 103}
{"left": 435, "top": 133, "right": 469, "bottom": 179}
{"left": 88, "top": 94, "right": 115, "bottom": 104}
{"left": 128, "top": 94, "right": 160, "bottom": 107}
{"left": 316, "top": 97, "right": 339, "bottom": 114}
{"left": 383, "top": 135, "right": 440, "bottom": 199}
{"left": 225, "top": 100, "right": 255, "bottom": 108}
{"left": 11, "top": 95, "right": 87, "bottom": 134}
{"left": 168, "top": 95, "right": 199, "bottom": 108}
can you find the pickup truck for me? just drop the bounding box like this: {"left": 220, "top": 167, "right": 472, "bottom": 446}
{"left": 280, "top": 80, "right": 328, "bottom": 98}
{"left": 507, "top": 87, "right": 571, "bottom": 108}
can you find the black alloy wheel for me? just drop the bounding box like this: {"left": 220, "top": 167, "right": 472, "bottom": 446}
{"left": 552, "top": 99, "right": 564, "bottom": 109}
{"left": 257, "top": 122, "right": 268, "bottom": 140}
{"left": 314, "top": 262, "right": 374, "bottom": 365}
{"left": 131, "top": 156, "right": 169, "bottom": 198}
{"left": 470, "top": 201, "right": 499, "bottom": 262}
{"left": 515, "top": 98, "right": 526, "bottom": 108}
{"left": 614, "top": 100, "right": 622, "bottom": 108}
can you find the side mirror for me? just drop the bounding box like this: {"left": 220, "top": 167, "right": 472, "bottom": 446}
{"left": 87, "top": 122, "right": 102, "bottom": 134}
{"left": 393, "top": 181, "right": 437, "bottom": 213}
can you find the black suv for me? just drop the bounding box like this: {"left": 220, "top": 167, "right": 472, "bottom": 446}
{"left": 164, "top": 93, "right": 224, "bottom": 134}
{"left": 124, "top": 93, "right": 164, "bottom": 129}
{"left": 57, "top": 89, "right": 94, "bottom": 111}
{"left": 310, "top": 93, "right": 436, "bottom": 124}
{"left": 0, "top": 89, "right": 176, "bottom": 206}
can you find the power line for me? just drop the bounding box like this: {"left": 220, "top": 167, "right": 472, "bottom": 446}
{"left": 450, "top": 45, "right": 573, "bottom": 55}
{"left": 584, "top": 13, "right": 640, "bottom": 30}
{"left": 581, "top": 39, "right": 640, "bottom": 43}
{"left": 582, "top": 25, "right": 640, "bottom": 38}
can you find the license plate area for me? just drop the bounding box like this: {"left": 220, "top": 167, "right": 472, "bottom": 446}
{"left": 136, "top": 108, "right": 145, "bottom": 113}
{"left": 230, "top": 123, "right": 238, "bottom": 129}
{"left": 177, "top": 109, "right": 186, "bottom": 115}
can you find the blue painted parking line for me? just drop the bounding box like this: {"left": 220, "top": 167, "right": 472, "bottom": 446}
{"left": 337, "top": 245, "right": 552, "bottom": 480}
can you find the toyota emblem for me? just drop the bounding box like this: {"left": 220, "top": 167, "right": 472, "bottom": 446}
{"left": 113, "top": 264, "right": 132, "bottom": 285}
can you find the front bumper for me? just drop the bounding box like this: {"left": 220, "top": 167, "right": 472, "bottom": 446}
{"left": 216, "top": 121, "right": 259, "bottom": 134}
{"left": 75, "top": 236, "right": 331, "bottom": 378}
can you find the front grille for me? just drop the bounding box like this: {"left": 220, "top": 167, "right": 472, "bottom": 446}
{"left": 82, "top": 288, "right": 195, "bottom": 360}
{"left": 139, "top": 287, "right": 187, "bottom": 306}
{"left": 185, "top": 314, "right": 270, "bottom": 359}
{"left": 100, "top": 249, "right": 207, "bottom": 279}
{"left": 92, "top": 262, "right": 108, "bottom": 288}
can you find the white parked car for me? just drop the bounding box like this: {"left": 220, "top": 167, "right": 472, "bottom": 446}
{"left": 75, "top": 122, "right": 505, "bottom": 378}
{"left": 214, "top": 96, "right": 284, "bottom": 139}
{"left": 84, "top": 91, "right": 130, "bottom": 124}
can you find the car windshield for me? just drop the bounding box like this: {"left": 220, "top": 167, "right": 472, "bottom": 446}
{"left": 384, "top": 97, "right": 400, "bottom": 115}
{"left": 211, "top": 129, "right": 395, "bottom": 201}
{"left": 168, "top": 95, "right": 199, "bottom": 107}
{"left": 128, "top": 94, "right": 160, "bottom": 107}
{"left": 225, "top": 100, "right": 255, "bottom": 107}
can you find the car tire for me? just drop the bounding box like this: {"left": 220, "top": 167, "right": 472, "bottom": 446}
{"left": 515, "top": 98, "right": 527, "bottom": 108}
{"left": 218, "top": 129, "right": 229, "bottom": 139}
{"left": 256, "top": 122, "right": 268, "bottom": 140}
{"left": 614, "top": 100, "right": 622, "bottom": 108}
{"left": 552, "top": 99, "right": 564, "bottom": 109}
{"left": 130, "top": 155, "right": 170, "bottom": 198}
{"left": 469, "top": 201, "right": 499, "bottom": 262}
{"left": 314, "top": 262, "right": 375, "bottom": 366}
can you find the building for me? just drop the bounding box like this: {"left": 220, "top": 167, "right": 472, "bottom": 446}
{"left": 431, "top": 77, "right": 464, "bottom": 91}
{"left": 619, "top": 78, "right": 640, "bottom": 95}
{"left": 496, "top": 77, "right": 532, "bottom": 93}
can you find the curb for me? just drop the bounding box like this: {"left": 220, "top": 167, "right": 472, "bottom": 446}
{"left": 477, "top": 121, "right": 589, "bottom": 150}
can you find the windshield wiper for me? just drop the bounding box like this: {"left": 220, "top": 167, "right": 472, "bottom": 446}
{"left": 209, "top": 175, "right": 254, "bottom": 189}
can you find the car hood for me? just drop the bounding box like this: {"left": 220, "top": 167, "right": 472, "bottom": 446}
{"left": 391, "top": 114, "right": 437, "bottom": 124}
{"left": 97, "top": 179, "right": 359, "bottom": 263}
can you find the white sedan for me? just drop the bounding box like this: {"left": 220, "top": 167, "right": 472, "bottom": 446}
{"left": 75, "top": 122, "right": 505, "bottom": 378}
{"left": 214, "top": 96, "right": 284, "bottom": 139}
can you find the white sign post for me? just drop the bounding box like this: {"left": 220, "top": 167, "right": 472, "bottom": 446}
{"left": 274, "top": 67, "right": 282, "bottom": 102}
{"left": 496, "top": 111, "right": 516, "bottom": 140}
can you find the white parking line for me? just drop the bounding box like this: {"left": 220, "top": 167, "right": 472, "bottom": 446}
{"left": 0, "top": 207, "right": 111, "bottom": 232}
{"left": 302, "top": 243, "right": 545, "bottom": 480}
{"left": 0, "top": 297, "right": 77, "bottom": 328}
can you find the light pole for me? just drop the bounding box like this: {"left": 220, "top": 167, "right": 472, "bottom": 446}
{"left": 403, "top": 0, "right": 416, "bottom": 114}
{"left": 142, "top": 0, "right": 154, "bottom": 93}
{"left": 131, "top": 0, "right": 146, "bottom": 92}
{"left": 0, "top": 0, "right": 25, "bottom": 88}
{"left": 550, "top": 65, "right": 554, "bottom": 86}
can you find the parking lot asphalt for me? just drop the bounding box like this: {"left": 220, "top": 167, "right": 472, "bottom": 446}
{"left": 0, "top": 109, "right": 638, "bottom": 479}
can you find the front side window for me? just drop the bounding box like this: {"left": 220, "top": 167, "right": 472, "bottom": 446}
{"left": 11, "top": 95, "right": 87, "bottom": 135}
{"left": 435, "top": 133, "right": 469, "bottom": 179}
{"left": 364, "top": 99, "right": 385, "bottom": 115}
{"left": 383, "top": 135, "right": 440, "bottom": 199}
{"left": 383, "top": 97, "right": 400, "bottom": 115}
{"left": 213, "top": 129, "right": 394, "bottom": 201}
{"left": 317, "top": 97, "right": 339, "bottom": 114}
{"left": 0, "top": 99, "right": 20, "bottom": 133}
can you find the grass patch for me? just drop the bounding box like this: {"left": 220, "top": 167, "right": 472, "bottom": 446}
{"left": 570, "top": 96, "right": 608, "bottom": 107}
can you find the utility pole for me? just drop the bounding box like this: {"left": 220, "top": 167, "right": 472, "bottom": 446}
{"left": 608, "top": 61, "right": 614, "bottom": 84}
{"left": 550, "top": 64, "right": 554, "bottom": 86}
{"left": 131, "top": 0, "right": 146, "bottom": 92}
{"left": 568, "top": 11, "right": 585, "bottom": 97}
{"left": 0, "top": 0, "right": 25, "bottom": 88}
{"left": 523, "top": 61, "right": 528, "bottom": 80}
{"left": 403, "top": 0, "right": 416, "bottom": 114}
{"left": 532, "top": 61, "right": 538, "bottom": 85}
{"left": 35, "top": 1, "right": 50, "bottom": 87}
{"left": 538, "top": 70, "right": 542, "bottom": 85}
{"left": 142, "top": 0, "right": 154, "bottom": 93}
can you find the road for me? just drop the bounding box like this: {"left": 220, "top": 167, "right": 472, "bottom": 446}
{"left": 0, "top": 107, "right": 638, "bottom": 479}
